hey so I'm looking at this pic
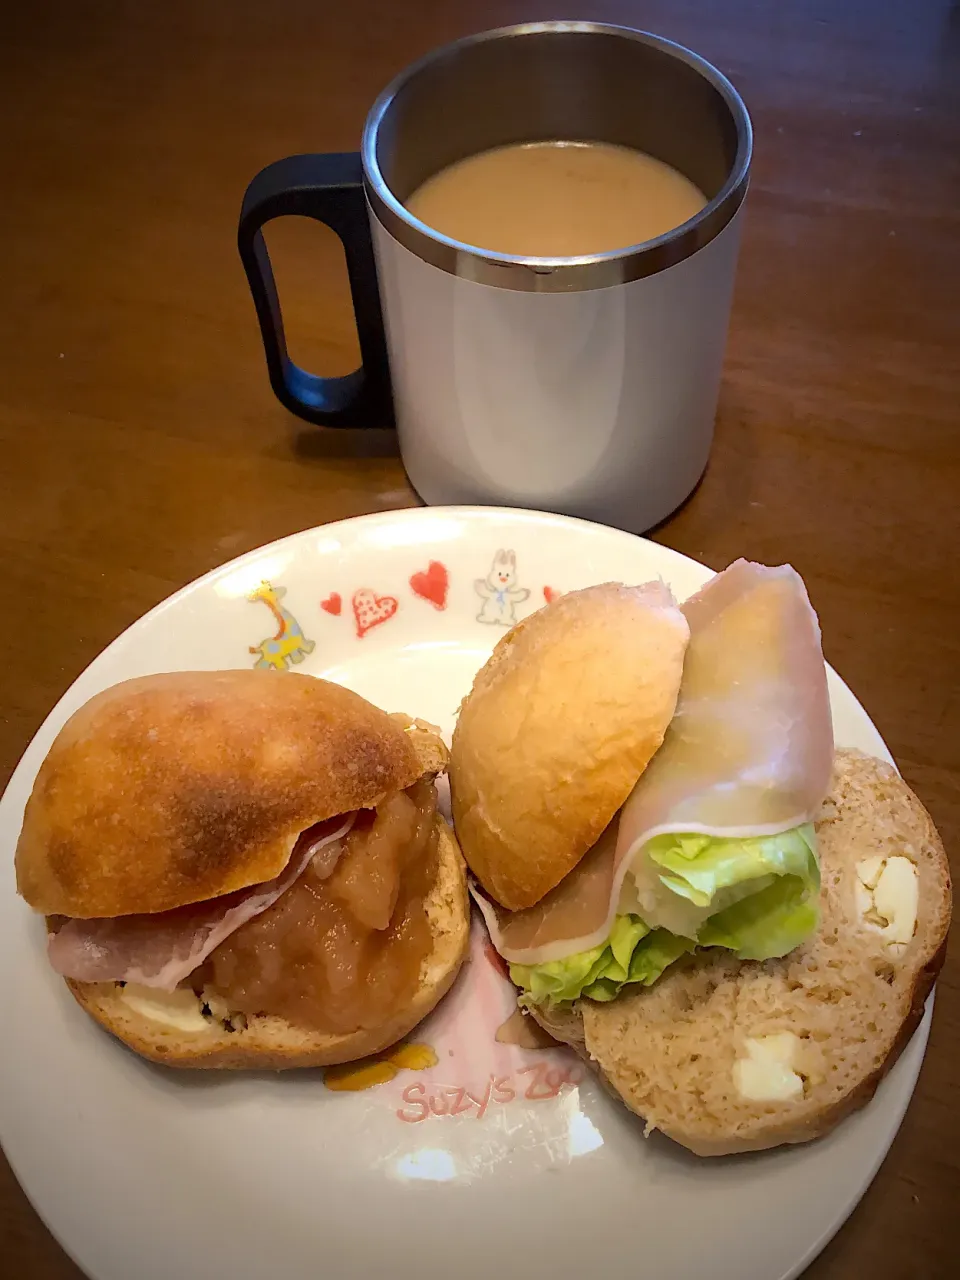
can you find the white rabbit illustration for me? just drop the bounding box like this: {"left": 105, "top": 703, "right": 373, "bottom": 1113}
{"left": 475, "top": 549, "right": 531, "bottom": 625}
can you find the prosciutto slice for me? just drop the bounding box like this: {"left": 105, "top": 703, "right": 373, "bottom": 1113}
{"left": 477, "top": 560, "right": 834, "bottom": 964}
{"left": 47, "top": 813, "right": 355, "bottom": 990}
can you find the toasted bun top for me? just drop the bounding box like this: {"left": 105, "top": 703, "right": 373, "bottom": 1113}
{"left": 16, "top": 671, "right": 425, "bottom": 918}
{"left": 450, "top": 583, "right": 690, "bottom": 910}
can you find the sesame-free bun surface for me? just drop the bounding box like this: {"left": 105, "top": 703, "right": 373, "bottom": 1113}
{"left": 67, "top": 819, "right": 469, "bottom": 1069}
{"left": 450, "top": 583, "right": 690, "bottom": 910}
{"left": 16, "top": 670, "right": 426, "bottom": 918}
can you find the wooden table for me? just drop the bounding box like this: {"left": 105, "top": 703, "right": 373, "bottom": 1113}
{"left": 1, "top": 1, "right": 957, "bottom": 1275}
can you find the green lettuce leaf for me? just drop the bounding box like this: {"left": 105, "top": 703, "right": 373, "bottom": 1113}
{"left": 581, "top": 928, "right": 695, "bottom": 1002}
{"left": 508, "top": 824, "right": 821, "bottom": 1006}
{"left": 645, "top": 823, "right": 819, "bottom": 910}
{"left": 510, "top": 916, "right": 693, "bottom": 1006}
{"left": 697, "top": 874, "right": 819, "bottom": 960}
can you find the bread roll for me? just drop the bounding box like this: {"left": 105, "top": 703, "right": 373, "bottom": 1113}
{"left": 450, "top": 583, "right": 689, "bottom": 910}
{"left": 18, "top": 673, "right": 470, "bottom": 1069}
{"left": 533, "top": 750, "right": 951, "bottom": 1155}
{"left": 16, "top": 670, "right": 425, "bottom": 917}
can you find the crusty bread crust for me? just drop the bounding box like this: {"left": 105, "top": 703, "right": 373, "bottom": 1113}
{"left": 450, "top": 583, "right": 689, "bottom": 910}
{"left": 66, "top": 818, "right": 469, "bottom": 1069}
{"left": 531, "top": 750, "right": 951, "bottom": 1156}
{"left": 17, "top": 672, "right": 426, "bottom": 918}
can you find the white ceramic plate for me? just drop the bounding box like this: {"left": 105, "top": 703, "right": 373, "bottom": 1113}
{"left": 0, "top": 507, "right": 930, "bottom": 1280}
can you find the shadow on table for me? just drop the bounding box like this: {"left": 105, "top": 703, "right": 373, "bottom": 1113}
{"left": 291, "top": 426, "right": 401, "bottom": 463}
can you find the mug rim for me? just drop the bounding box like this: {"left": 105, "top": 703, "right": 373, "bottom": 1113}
{"left": 361, "top": 21, "right": 752, "bottom": 292}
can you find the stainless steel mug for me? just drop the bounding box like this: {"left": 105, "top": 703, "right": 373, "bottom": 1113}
{"left": 239, "top": 22, "right": 752, "bottom": 532}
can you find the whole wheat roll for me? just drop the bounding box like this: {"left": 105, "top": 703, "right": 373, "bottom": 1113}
{"left": 533, "top": 750, "right": 952, "bottom": 1156}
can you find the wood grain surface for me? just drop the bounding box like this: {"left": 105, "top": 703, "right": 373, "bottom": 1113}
{"left": 1, "top": 1, "right": 957, "bottom": 1276}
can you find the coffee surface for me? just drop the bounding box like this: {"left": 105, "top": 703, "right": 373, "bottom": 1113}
{"left": 406, "top": 140, "right": 708, "bottom": 257}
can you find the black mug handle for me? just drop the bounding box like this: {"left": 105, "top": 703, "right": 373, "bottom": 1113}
{"left": 237, "top": 153, "right": 393, "bottom": 428}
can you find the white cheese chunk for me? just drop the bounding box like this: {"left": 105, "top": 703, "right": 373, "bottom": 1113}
{"left": 201, "top": 987, "right": 232, "bottom": 1022}
{"left": 856, "top": 856, "right": 886, "bottom": 890}
{"left": 120, "top": 984, "right": 210, "bottom": 1033}
{"left": 855, "top": 856, "right": 918, "bottom": 955}
{"left": 733, "top": 1032, "right": 805, "bottom": 1102}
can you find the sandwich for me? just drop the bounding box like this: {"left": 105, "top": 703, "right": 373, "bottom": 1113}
{"left": 15, "top": 670, "right": 470, "bottom": 1069}
{"left": 453, "top": 562, "right": 834, "bottom": 996}
{"left": 450, "top": 561, "right": 951, "bottom": 1153}
{"left": 536, "top": 748, "right": 951, "bottom": 1155}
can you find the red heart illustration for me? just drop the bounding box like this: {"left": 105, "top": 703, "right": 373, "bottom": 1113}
{"left": 321, "top": 592, "right": 342, "bottom": 616}
{"left": 543, "top": 586, "right": 561, "bottom": 604}
{"left": 410, "top": 560, "right": 449, "bottom": 610}
{"left": 352, "top": 588, "right": 398, "bottom": 638}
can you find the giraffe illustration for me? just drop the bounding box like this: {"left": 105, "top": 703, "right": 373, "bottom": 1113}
{"left": 247, "top": 581, "right": 315, "bottom": 671}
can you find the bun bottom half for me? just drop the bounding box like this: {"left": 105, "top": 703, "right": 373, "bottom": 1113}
{"left": 530, "top": 750, "right": 951, "bottom": 1156}
{"left": 67, "top": 818, "right": 469, "bottom": 1070}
